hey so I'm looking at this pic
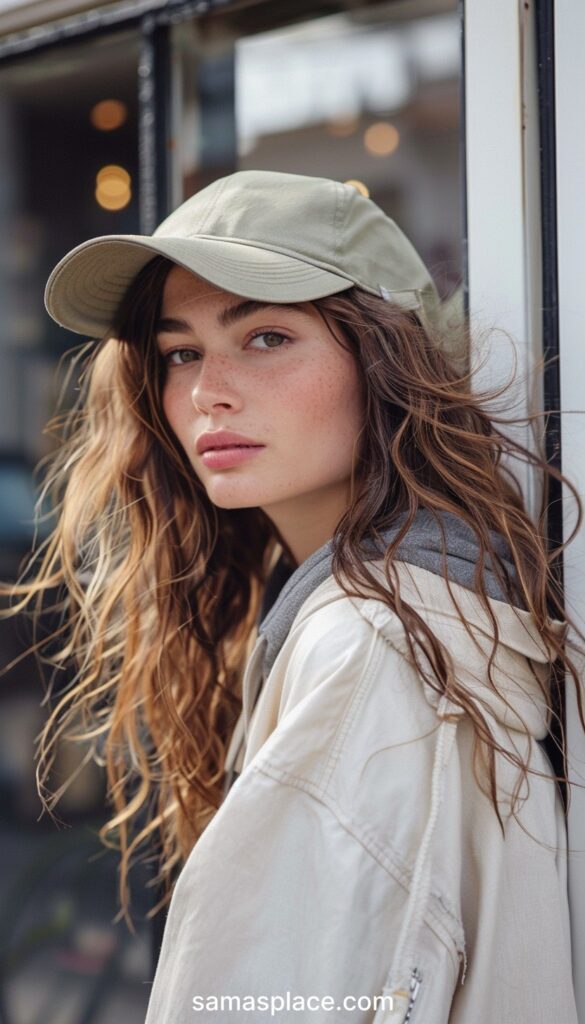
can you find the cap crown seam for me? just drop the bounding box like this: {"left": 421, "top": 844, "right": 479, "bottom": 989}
{"left": 187, "top": 176, "right": 227, "bottom": 236}
{"left": 333, "top": 180, "right": 345, "bottom": 265}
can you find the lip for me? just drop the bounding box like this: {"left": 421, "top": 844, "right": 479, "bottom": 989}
{"left": 201, "top": 446, "right": 265, "bottom": 469}
{"left": 196, "top": 429, "right": 264, "bottom": 455}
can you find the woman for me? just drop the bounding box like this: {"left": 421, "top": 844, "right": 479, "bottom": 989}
{"left": 4, "top": 169, "right": 583, "bottom": 1022}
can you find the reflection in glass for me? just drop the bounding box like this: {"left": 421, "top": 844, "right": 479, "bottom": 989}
{"left": 235, "top": 4, "right": 462, "bottom": 303}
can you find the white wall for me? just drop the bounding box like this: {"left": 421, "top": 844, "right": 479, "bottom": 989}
{"left": 464, "top": 0, "right": 542, "bottom": 515}
{"left": 555, "top": 3, "right": 585, "bottom": 1020}
{"left": 466, "top": 3, "right": 585, "bottom": 1017}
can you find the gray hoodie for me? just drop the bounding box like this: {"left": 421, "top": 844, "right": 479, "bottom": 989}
{"left": 258, "top": 508, "right": 521, "bottom": 683}
{"left": 223, "top": 508, "right": 522, "bottom": 798}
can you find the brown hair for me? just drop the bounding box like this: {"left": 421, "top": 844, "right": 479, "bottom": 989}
{"left": 2, "top": 254, "right": 584, "bottom": 928}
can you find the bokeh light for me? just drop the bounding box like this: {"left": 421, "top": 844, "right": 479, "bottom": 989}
{"left": 363, "top": 122, "right": 400, "bottom": 157}
{"left": 90, "top": 99, "right": 128, "bottom": 131}
{"left": 95, "top": 165, "right": 131, "bottom": 211}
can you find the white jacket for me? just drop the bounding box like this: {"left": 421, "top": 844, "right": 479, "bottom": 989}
{"left": 144, "top": 561, "right": 577, "bottom": 1023}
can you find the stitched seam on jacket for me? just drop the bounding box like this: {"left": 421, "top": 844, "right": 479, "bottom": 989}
{"left": 253, "top": 620, "right": 465, "bottom": 944}
{"left": 317, "top": 626, "right": 384, "bottom": 794}
{"left": 251, "top": 761, "right": 465, "bottom": 964}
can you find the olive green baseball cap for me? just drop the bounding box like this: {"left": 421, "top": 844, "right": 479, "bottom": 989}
{"left": 45, "top": 168, "right": 442, "bottom": 337}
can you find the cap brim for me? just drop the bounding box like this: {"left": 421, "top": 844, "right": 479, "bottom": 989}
{"left": 44, "top": 235, "right": 356, "bottom": 337}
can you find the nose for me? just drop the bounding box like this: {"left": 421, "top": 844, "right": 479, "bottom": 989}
{"left": 191, "top": 354, "right": 243, "bottom": 414}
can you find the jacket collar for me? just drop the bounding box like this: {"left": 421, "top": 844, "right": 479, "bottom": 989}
{"left": 289, "top": 561, "right": 563, "bottom": 740}
{"left": 258, "top": 509, "right": 524, "bottom": 684}
{"left": 231, "top": 559, "right": 563, "bottom": 774}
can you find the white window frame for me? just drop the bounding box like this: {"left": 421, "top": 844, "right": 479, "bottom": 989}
{"left": 555, "top": 2, "right": 585, "bottom": 1017}
{"left": 465, "top": 1, "right": 585, "bottom": 1016}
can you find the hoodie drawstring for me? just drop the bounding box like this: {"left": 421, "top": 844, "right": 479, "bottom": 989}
{"left": 372, "top": 694, "right": 461, "bottom": 1023}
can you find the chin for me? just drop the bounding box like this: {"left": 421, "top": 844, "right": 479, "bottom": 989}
{"left": 204, "top": 487, "right": 266, "bottom": 510}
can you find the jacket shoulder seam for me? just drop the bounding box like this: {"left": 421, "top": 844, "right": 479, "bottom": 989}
{"left": 316, "top": 623, "right": 386, "bottom": 793}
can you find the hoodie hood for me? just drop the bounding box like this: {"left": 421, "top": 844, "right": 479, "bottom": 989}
{"left": 258, "top": 508, "right": 523, "bottom": 682}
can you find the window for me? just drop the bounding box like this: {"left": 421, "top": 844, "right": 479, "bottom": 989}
{"left": 0, "top": 3, "right": 464, "bottom": 1019}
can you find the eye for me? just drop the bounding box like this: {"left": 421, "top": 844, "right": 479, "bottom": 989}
{"left": 160, "top": 330, "right": 292, "bottom": 366}
{"left": 247, "top": 330, "right": 292, "bottom": 351}
{"left": 163, "top": 348, "right": 200, "bottom": 366}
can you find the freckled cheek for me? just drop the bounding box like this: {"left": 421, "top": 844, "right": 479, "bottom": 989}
{"left": 262, "top": 368, "right": 327, "bottom": 435}
{"left": 293, "top": 362, "right": 362, "bottom": 439}
{"left": 264, "top": 364, "right": 360, "bottom": 473}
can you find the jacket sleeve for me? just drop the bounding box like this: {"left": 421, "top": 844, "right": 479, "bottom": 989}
{"left": 144, "top": 766, "right": 461, "bottom": 1024}
{"left": 143, "top": 614, "right": 463, "bottom": 1024}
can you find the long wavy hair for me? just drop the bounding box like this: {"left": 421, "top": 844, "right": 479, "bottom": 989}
{"left": 2, "top": 254, "right": 584, "bottom": 928}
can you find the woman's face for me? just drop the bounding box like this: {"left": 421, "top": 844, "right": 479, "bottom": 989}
{"left": 156, "top": 265, "right": 365, "bottom": 561}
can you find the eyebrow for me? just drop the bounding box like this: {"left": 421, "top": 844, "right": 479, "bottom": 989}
{"left": 155, "top": 299, "right": 311, "bottom": 335}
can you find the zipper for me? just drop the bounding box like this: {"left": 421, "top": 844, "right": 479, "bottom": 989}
{"left": 403, "top": 966, "right": 423, "bottom": 1023}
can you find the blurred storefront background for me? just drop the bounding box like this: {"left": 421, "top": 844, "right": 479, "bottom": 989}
{"left": 0, "top": 1, "right": 463, "bottom": 1021}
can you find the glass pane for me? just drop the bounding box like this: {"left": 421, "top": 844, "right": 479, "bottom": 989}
{"left": 169, "top": 18, "right": 237, "bottom": 201}
{"left": 170, "top": 1, "right": 462, "bottom": 300}
{"left": 0, "top": 30, "right": 140, "bottom": 466}
{"left": 235, "top": 0, "right": 462, "bottom": 303}
{"left": 0, "top": 29, "right": 152, "bottom": 1024}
